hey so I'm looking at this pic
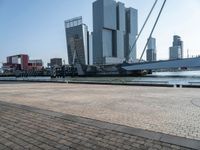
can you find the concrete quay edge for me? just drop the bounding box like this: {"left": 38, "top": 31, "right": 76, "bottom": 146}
{"left": 1, "top": 78, "right": 200, "bottom": 88}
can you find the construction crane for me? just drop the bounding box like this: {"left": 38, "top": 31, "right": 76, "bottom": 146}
{"left": 127, "top": 0, "right": 167, "bottom": 63}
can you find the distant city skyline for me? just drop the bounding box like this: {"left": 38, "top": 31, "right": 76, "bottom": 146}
{"left": 0, "top": 0, "right": 200, "bottom": 66}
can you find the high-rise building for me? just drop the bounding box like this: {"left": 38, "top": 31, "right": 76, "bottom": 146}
{"left": 146, "top": 37, "right": 156, "bottom": 62}
{"left": 173, "top": 35, "right": 183, "bottom": 58}
{"left": 89, "top": 33, "right": 93, "bottom": 65}
{"left": 93, "top": 0, "right": 138, "bottom": 64}
{"left": 169, "top": 35, "right": 183, "bottom": 60}
{"left": 65, "top": 17, "right": 89, "bottom": 65}
{"left": 125, "top": 8, "right": 138, "bottom": 62}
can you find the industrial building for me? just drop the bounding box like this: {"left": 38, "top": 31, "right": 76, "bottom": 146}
{"left": 169, "top": 35, "right": 184, "bottom": 60}
{"left": 65, "top": 17, "right": 90, "bottom": 65}
{"left": 146, "top": 37, "right": 157, "bottom": 62}
{"left": 92, "top": 0, "right": 138, "bottom": 65}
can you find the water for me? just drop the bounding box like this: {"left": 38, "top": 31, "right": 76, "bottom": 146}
{"left": 1, "top": 71, "right": 200, "bottom": 86}
{"left": 68, "top": 71, "right": 200, "bottom": 85}
{"left": 137, "top": 71, "right": 200, "bottom": 85}
{"left": 152, "top": 70, "right": 200, "bottom": 77}
{"left": 64, "top": 71, "right": 200, "bottom": 85}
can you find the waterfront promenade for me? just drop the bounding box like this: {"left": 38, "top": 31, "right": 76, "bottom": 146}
{"left": 0, "top": 82, "right": 200, "bottom": 149}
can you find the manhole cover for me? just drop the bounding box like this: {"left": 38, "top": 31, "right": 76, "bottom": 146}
{"left": 191, "top": 99, "right": 200, "bottom": 108}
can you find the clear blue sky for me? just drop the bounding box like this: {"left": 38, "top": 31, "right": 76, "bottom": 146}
{"left": 0, "top": 0, "right": 200, "bottom": 66}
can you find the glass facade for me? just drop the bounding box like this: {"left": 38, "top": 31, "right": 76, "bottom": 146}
{"left": 146, "top": 37, "right": 157, "bottom": 62}
{"left": 93, "top": 0, "right": 138, "bottom": 64}
{"left": 65, "top": 17, "right": 89, "bottom": 65}
{"left": 65, "top": 17, "right": 82, "bottom": 29}
{"left": 169, "top": 35, "right": 183, "bottom": 60}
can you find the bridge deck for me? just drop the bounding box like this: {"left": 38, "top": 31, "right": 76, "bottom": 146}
{"left": 123, "top": 57, "right": 200, "bottom": 71}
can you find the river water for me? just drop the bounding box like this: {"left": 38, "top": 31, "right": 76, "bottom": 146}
{"left": 0, "top": 71, "right": 200, "bottom": 86}
{"left": 152, "top": 70, "right": 200, "bottom": 77}
{"left": 135, "top": 71, "right": 200, "bottom": 85}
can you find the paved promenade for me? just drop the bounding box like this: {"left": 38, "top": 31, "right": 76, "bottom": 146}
{"left": 0, "top": 82, "right": 200, "bottom": 149}
{"left": 0, "top": 82, "right": 200, "bottom": 140}
{"left": 0, "top": 101, "right": 198, "bottom": 150}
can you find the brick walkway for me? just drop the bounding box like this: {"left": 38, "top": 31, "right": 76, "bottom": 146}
{"left": 1, "top": 83, "right": 200, "bottom": 141}
{"left": 0, "top": 101, "right": 199, "bottom": 150}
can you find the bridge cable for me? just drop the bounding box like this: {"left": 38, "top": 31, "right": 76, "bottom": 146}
{"left": 128, "top": 0, "right": 158, "bottom": 62}
{"left": 139, "top": 0, "right": 167, "bottom": 62}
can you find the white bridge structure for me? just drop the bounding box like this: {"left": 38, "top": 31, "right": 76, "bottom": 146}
{"left": 123, "top": 57, "right": 200, "bottom": 71}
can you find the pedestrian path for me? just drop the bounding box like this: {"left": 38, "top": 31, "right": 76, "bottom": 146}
{"left": 0, "top": 101, "right": 199, "bottom": 150}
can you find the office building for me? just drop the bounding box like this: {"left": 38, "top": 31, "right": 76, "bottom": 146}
{"left": 169, "top": 35, "right": 183, "bottom": 60}
{"left": 93, "top": 0, "right": 138, "bottom": 64}
{"left": 65, "top": 17, "right": 89, "bottom": 65}
{"left": 146, "top": 37, "right": 157, "bottom": 62}
{"left": 3, "top": 54, "right": 43, "bottom": 71}
{"left": 28, "top": 59, "right": 43, "bottom": 70}
{"left": 173, "top": 35, "right": 183, "bottom": 58}
{"left": 5, "top": 54, "right": 29, "bottom": 70}
{"left": 125, "top": 8, "right": 138, "bottom": 62}
{"left": 50, "top": 58, "right": 62, "bottom": 67}
{"left": 89, "top": 33, "right": 93, "bottom": 65}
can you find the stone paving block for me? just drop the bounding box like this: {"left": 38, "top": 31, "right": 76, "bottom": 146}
{"left": 0, "top": 101, "right": 198, "bottom": 150}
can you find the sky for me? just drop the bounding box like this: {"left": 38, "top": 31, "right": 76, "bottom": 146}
{"left": 0, "top": 0, "right": 200, "bottom": 66}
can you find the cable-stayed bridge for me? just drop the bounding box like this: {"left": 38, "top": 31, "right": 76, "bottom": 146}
{"left": 122, "top": 57, "right": 200, "bottom": 71}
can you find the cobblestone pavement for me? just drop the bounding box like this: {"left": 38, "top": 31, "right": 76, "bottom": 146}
{"left": 0, "top": 101, "right": 198, "bottom": 150}
{"left": 0, "top": 82, "right": 200, "bottom": 141}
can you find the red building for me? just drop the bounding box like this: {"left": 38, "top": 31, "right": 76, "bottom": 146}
{"left": 3, "top": 54, "right": 43, "bottom": 71}
{"left": 5, "top": 54, "right": 29, "bottom": 70}
{"left": 28, "top": 59, "right": 43, "bottom": 70}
